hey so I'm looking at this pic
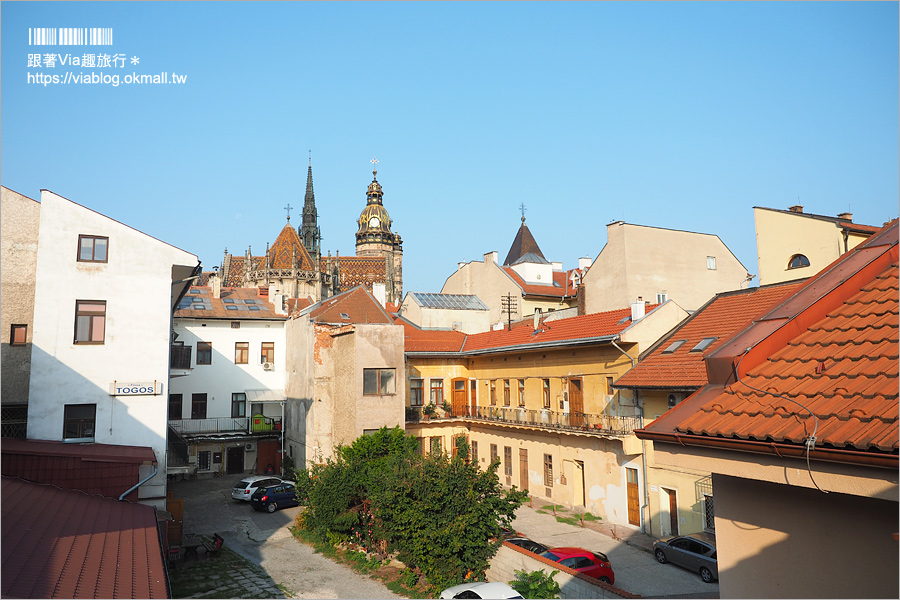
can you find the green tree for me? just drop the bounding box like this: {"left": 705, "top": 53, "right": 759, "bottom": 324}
{"left": 510, "top": 569, "right": 561, "bottom": 599}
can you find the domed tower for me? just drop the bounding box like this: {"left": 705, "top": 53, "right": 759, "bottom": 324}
{"left": 355, "top": 167, "right": 403, "bottom": 302}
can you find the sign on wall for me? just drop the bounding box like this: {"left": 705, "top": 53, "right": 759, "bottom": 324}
{"left": 109, "top": 381, "right": 164, "bottom": 396}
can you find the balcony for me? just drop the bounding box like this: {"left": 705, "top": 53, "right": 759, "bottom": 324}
{"left": 405, "top": 405, "right": 640, "bottom": 437}
{"left": 168, "top": 415, "right": 282, "bottom": 437}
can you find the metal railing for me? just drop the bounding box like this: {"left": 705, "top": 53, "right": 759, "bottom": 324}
{"left": 170, "top": 344, "right": 192, "bottom": 370}
{"left": 168, "top": 416, "right": 283, "bottom": 436}
{"left": 406, "top": 404, "right": 639, "bottom": 436}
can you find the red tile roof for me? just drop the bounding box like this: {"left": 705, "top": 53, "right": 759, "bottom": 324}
{"left": 502, "top": 267, "right": 578, "bottom": 299}
{"left": 175, "top": 286, "right": 285, "bottom": 320}
{"left": 638, "top": 220, "right": 898, "bottom": 464}
{"left": 305, "top": 285, "right": 394, "bottom": 324}
{"left": 1, "top": 439, "right": 156, "bottom": 502}
{"left": 336, "top": 256, "right": 388, "bottom": 292}
{"left": 268, "top": 222, "right": 314, "bottom": 270}
{"left": 615, "top": 281, "right": 806, "bottom": 389}
{"left": 2, "top": 477, "right": 169, "bottom": 599}
{"left": 403, "top": 305, "right": 659, "bottom": 355}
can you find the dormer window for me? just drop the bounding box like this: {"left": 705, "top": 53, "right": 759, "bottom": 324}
{"left": 788, "top": 254, "right": 810, "bottom": 269}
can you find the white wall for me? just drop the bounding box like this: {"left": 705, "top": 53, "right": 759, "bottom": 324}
{"left": 28, "top": 190, "right": 198, "bottom": 507}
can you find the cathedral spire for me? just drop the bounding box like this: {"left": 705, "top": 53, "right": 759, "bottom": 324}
{"left": 301, "top": 158, "right": 320, "bottom": 261}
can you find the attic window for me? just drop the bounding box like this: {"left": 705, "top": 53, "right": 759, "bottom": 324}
{"left": 244, "top": 299, "right": 258, "bottom": 304}
{"left": 247, "top": 306, "right": 261, "bottom": 311}
{"left": 618, "top": 316, "right": 632, "bottom": 324}
{"left": 226, "top": 305, "right": 238, "bottom": 311}
{"left": 788, "top": 254, "right": 810, "bottom": 269}
{"left": 223, "top": 299, "right": 235, "bottom": 303}
{"left": 690, "top": 337, "right": 718, "bottom": 352}
{"left": 340, "top": 313, "right": 350, "bottom": 320}
{"left": 662, "top": 339, "right": 687, "bottom": 354}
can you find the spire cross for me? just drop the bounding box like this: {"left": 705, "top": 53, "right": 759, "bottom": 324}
{"left": 371, "top": 156, "right": 379, "bottom": 176}
{"left": 284, "top": 203, "right": 293, "bottom": 221}
{"left": 519, "top": 203, "right": 527, "bottom": 222}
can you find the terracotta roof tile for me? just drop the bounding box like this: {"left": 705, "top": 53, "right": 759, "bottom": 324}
{"left": 175, "top": 286, "right": 285, "bottom": 320}
{"left": 306, "top": 285, "right": 394, "bottom": 324}
{"left": 2, "top": 477, "right": 168, "bottom": 599}
{"left": 502, "top": 267, "right": 575, "bottom": 298}
{"left": 268, "top": 223, "right": 314, "bottom": 270}
{"left": 615, "top": 281, "right": 806, "bottom": 389}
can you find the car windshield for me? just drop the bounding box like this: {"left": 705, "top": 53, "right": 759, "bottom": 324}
{"left": 540, "top": 551, "right": 560, "bottom": 561}
{"left": 233, "top": 482, "right": 248, "bottom": 489}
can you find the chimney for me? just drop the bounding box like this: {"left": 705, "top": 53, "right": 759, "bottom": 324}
{"left": 533, "top": 308, "right": 542, "bottom": 332}
{"left": 458, "top": 262, "right": 466, "bottom": 271}
{"left": 578, "top": 257, "right": 592, "bottom": 271}
{"left": 576, "top": 284, "right": 586, "bottom": 316}
{"left": 484, "top": 251, "right": 498, "bottom": 264}
{"left": 210, "top": 273, "right": 221, "bottom": 299}
{"left": 631, "top": 296, "right": 645, "bottom": 321}
{"left": 372, "top": 282, "right": 386, "bottom": 307}
{"left": 837, "top": 212, "right": 852, "bottom": 222}
{"left": 551, "top": 262, "right": 562, "bottom": 271}
{"left": 273, "top": 293, "right": 287, "bottom": 316}
{"left": 788, "top": 205, "right": 804, "bottom": 213}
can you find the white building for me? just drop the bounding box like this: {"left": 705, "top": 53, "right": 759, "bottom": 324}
{"left": 27, "top": 189, "right": 199, "bottom": 509}
{"left": 169, "top": 276, "right": 288, "bottom": 477}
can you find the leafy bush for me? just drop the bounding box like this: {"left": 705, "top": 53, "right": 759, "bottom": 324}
{"left": 510, "top": 569, "right": 560, "bottom": 599}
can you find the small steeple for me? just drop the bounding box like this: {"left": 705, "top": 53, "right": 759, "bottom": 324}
{"left": 301, "top": 156, "right": 320, "bottom": 261}
{"left": 504, "top": 206, "right": 546, "bottom": 266}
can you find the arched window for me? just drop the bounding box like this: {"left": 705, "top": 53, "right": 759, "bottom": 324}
{"left": 788, "top": 254, "right": 810, "bottom": 269}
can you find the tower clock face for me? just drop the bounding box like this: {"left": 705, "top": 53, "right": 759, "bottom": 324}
{"left": 369, "top": 216, "right": 380, "bottom": 228}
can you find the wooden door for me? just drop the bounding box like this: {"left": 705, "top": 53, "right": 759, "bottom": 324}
{"left": 668, "top": 488, "right": 679, "bottom": 535}
{"left": 451, "top": 378, "right": 468, "bottom": 417}
{"left": 626, "top": 467, "right": 640, "bottom": 525}
{"left": 519, "top": 448, "right": 529, "bottom": 492}
{"left": 469, "top": 380, "right": 477, "bottom": 416}
{"left": 568, "top": 378, "right": 584, "bottom": 426}
{"left": 226, "top": 446, "right": 244, "bottom": 474}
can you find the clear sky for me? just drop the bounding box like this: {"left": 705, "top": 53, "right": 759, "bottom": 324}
{"left": 3, "top": 2, "right": 897, "bottom": 296}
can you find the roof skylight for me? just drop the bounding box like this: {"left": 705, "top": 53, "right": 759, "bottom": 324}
{"left": 690, "top": 337, "right": 718, "bottom": 352}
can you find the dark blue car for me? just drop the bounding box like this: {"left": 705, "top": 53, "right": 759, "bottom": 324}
{"left": 249, "top": 481, "right": 299, "bottom": 513}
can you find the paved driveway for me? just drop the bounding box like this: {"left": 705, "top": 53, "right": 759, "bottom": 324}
{"left": 170, "top": 476, "right": 402, "bottom": 599}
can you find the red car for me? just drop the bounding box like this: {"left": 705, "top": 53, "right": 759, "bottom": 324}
{"left": 540, "top": 547, "right": 615, "bottom": 584}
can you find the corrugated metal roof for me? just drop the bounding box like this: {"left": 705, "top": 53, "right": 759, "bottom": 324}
{"left": 1, "top": 477, "right": 169, "bottom": 599}
{"left": 409, "top": 292, "right": 489, "bottom": 311}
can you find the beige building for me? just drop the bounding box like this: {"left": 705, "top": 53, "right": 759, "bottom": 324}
{"left": 1, "top": 187, "right": 41, "bottom": 436}
{"left": 402, "top": 300, "right": 688, "bottom": 528}
{"left": 753, "top": 205, "right": 879, "bottom": 285}
{"left": 637, "top": 221, "right": 898, "bottom": 598}
{"left": 286, "top": 286, "right": 406, "bottom": 465}
{"left": 583, "top": 221, "right": 751, "bottom": 314}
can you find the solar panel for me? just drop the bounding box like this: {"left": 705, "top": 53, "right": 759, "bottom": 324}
{"left": 411, "top": 293, "right": 488, "bottom": 311}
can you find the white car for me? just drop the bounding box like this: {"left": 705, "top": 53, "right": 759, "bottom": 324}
{"left": 231, "top": 475, "right": 284, "bottom": 501}
{"left": 439, "top": 582, "right": 523, "bottom": 599}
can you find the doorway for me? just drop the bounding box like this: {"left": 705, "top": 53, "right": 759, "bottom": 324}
{"left": 519, "top": 448, "right": 529, "bottom": 492}
{"left": 626, "top": 467, "right": 640, "bottom": 525}
{"left": 573, "top": 460, "right": 585, "bottom": 507}
{"left": 660, "top": 487, "right": 679, "bottom": 536}
{"left": 226, "top": 446, "right": 245, "bottom": 475}
{"left": 568, "top": 378, "right": 584, "bottom": 426}
{"left": 451, "top": 378, "right": 468, "bottom": 417}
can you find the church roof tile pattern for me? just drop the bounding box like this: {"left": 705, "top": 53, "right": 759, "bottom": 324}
{"left": 615, "top": 281, "right": 806, "bottom": 389}
{"left": 337, "top": 256, "right": 388, "bottom": 292}
{"left": 2, "top": 477, "right": 168, "bottom": 599}
{"left": 268, "top": 222, "right": 315, "bottom": 270}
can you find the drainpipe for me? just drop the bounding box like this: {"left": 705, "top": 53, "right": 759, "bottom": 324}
{"left": 610, "top": 339, "right": 635, "bottom": 368}
{"left": 637, "top": 389, "right": 652, "bottom": 537}
{"left": 119, "top": 461, "right": 159, "bottom": 501}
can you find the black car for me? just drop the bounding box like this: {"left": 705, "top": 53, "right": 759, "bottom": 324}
{"left": 505, "top": 537, "right": 550, "bottom": 555}
{"left": 249, "top": 481, "right": 300, "bottom": 513}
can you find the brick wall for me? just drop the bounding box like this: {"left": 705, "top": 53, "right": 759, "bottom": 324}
{"left": 487, "top": 542, "right": 640, "bottom": 599}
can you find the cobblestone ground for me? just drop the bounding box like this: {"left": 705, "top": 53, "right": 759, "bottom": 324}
{"left": 169, "top": 547, "right": 288, "bottom": 599}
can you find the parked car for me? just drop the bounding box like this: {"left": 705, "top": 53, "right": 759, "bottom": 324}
{"left": 540, "top": 547, "right": 615, "bottom": 584}
{"left": 250, "top": 481, "right": 300, "bottom": 513}
{"left": 505, "top": 536, "right": 550, "bottom": 555}
{"left": 652, "top": 535, "right": 718, "bottom": 583}
{"left": 439, "top": 581, "right": 523, "bottom": 599}
{"left": 231, "top": 475, "right": 283, "bottom": 502}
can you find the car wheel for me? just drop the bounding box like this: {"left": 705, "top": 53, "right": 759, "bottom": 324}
{"left": 655, "top": 549, "right": 668, "bottom": 564}
{"left": 266, "top": 502, "right": 276, "bottom": 513}
{"left": 700, "top": 567, "right": 714, "bottom": 583}
{"left": 599, "top": 577, "right": 610, "bottom": 584}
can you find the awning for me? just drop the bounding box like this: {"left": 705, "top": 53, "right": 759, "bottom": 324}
{"left": 245, "top": 389, "right": 286, "bottom": 402}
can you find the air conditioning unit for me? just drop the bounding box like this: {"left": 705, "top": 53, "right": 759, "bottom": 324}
{"left": 262, "top": 362, "right": 274, "bottom": 371}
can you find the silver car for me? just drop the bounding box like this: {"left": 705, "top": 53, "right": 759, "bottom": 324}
{"left": 231, "top": 475, "right": 284, "bottom": 501}
{"left": 653, "top": 535, "right": 718, "bottom": 583}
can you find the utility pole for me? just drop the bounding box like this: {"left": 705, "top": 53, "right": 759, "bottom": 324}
{"left": 500, "top": 293, "right": 518, "bottom": 330}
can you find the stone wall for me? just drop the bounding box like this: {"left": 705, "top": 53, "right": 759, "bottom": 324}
{"left": 487, "top": 542, "right": 639, "bottom": 599}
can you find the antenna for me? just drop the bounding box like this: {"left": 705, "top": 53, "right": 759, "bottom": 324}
{"left": 500, "top": 293, "right": 518, "bottom": 330}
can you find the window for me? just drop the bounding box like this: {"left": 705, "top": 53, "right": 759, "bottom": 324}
{"left": 606, "top": 377, "right": 615, "bottom": 396}
{"left": 430, "top": 379, "right": 444, "bottom": 404}
{"left": 410, "top": 379, "right": 424, "bottom": 406}
{"left": 196, "top": 342, "right": 212, "bottom": 365}
{"left": 235, "top": 342, "right": 249, "bottom": 364}
{"left": 706, "top": 256, "right": 717, "bottom": 270}
{"left": 490, "top": 443, "right": 498, "bottom": 465}
{"left": 74, "top": 300, "right": 106, "bottom": 344}
{"left": 364, "top": 368, "right": 396, "bottom": 395}
{"left": 788, "top": 254, "right": 810, "bottom": 269}
{"left": 198, "top": 450, "right": 211, "bottom": 471}
{"left": 168, "top": 394, "right": 183, "bottom": 420}
{"left": 471, "top": 440, "right": 479, "bottom": 465}
{"left": 77, "top": 235, "right": 108, "bottom": 262}
{"left": 416, "top": 437, "right": 425, "bottom": 456}
{"left": 504, "top": 446, "right": 512, "bottom": 476}
{"left": 543, "top": 454, "right": 553, "bottom": 487}
{"left": 690, "top": 337, "right": 718, "bottom": 353}
{"left": 517, "top": 379, "right": 525, "bottom": 406}
{"left": 503, "top": 379, "right": 511, "bottom": 406}
{"left": 662, "top": 339, "right": 687, "bottom": 354}
{"left": 191, "top": 393, "right": 207, "bottom": 419}
{"left": 704, "top": 494, "right": 715, "bottom": 532}
{"left": 10, "top": 324, "right": 27, "bottom": 346}
{"left": 261, "top": 342, "right": 275, "bottom": 364}
{"left": 232, "top": 393, "right": 246, "bottom": 418}
{"left": 63, "top": 404, "right": 96, "bottom": 440}
{"left": 543, "top": 379, "right": 551, "bottom": 408}
{"left": 231, "top": 321, "right": 240, "bottom": 329}
{"left": 490, "top": 380, "right": 497, "bottom": 406}
{"left": 657, "top": 292, "right": 668, "bottom": 303}
{"left": 430, "top": 436, "right": 442, "bottom": 455}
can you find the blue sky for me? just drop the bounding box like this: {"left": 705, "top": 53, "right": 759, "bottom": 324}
{"left": 3, "top": 2, "right": 897, "bottom": 296}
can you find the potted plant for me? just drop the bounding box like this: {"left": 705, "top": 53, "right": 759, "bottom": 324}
{"left": 423, "top": 403, "right": 437, "bottom": 420}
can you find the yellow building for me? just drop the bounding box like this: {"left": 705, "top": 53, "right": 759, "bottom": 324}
{"left": 753, "top": 205, "right": 879, "bottom": 285}
{"left": 400, "top": 300, "right": 687, "bottom": 529}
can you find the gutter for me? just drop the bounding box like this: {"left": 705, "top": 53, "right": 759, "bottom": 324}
{"left": 414, "top": 334, "right": 621, "bottom": 358}
{"left": 119, "top": 461, "right": 159, "bottom": 501}
{"left": 636, "top": 430, "right": 898, "bottom": 470}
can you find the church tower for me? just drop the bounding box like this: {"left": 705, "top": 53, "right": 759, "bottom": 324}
{"left": 355, "top": 166, "right": 403, "bottom": 303}
{"left": 301, "top": 159, "right": 320, "bottom": 263}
